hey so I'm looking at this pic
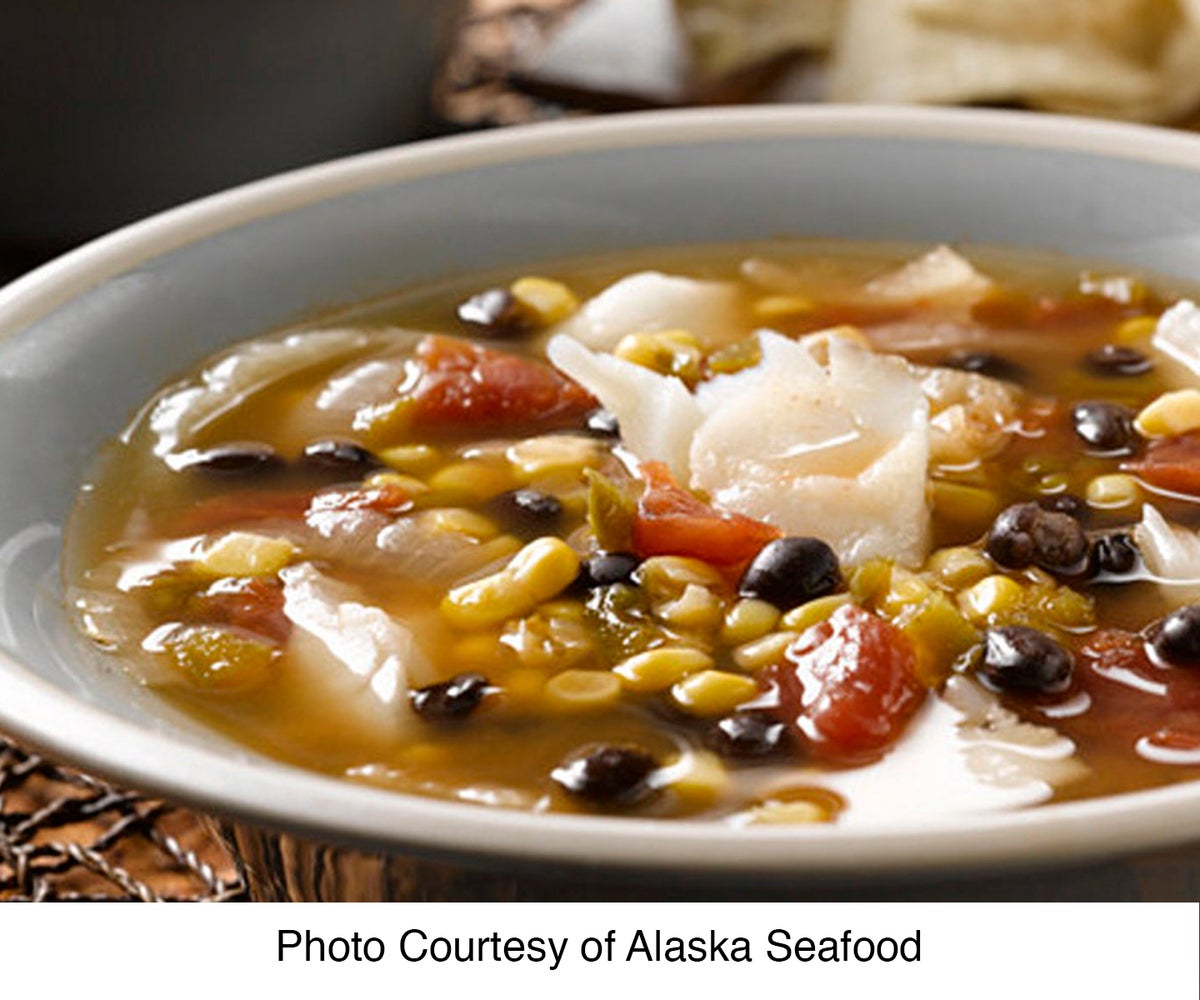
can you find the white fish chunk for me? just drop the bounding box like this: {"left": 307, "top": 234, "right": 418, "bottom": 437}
{"left": 552, "top": 270, "right": 742, "bottom": 350}
{"left": 546, "top": 334, "right": 701, "bottom": 477}
{"left": 1134, "top": 504, "right": 1200, "bottom": 602}
{"left": 280, "top": 563, "right": 430, "bottom": 744}
{"left": 864, "top": 245, "right": 993, "bottom": 306}
{"left": 1151, "top": 299, "right": 1200, "bottom": 386}
{"left": 551, "top": 330, "right": 932, "bottom": 567}
{"left": 691, "top": 333, "right": 931, "bottom": 567}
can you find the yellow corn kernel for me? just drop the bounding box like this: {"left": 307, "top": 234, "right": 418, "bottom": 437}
{"left": 670, "top": 670, "right": 760, "bottom": 716}
{"left": 424, "top": 508, "right": 500, "bottom": 541}
{"left": 427, "top": 461, "right": 512, "bottom": 502}
{"left": 637, "top": 555, "right": 724, "bottom": 601}
{"left": 744, "top": 800, "right": 830, "bottom": 826}
{"left": 1135, "top": 389, "right": 1200, "bottom": 438}
{"left": 848, "top": 558, "right": 892, "bottom": 605}
{"left": 510, "top": 276, "right": 579, "bottom": 326}
{"left": 440, "top": 537, "right": 580, "bottom": 629}
{"left": 720, "top": 598, "right": 781, "bottom": 646}
{"left": 958, "top": 574, "right": 1025, "bottom": 625}
{"left": 379, "top": 444, "right": 440, "bottom": 474}
{"left": 655, "top": 583, "right": 724, "bottom": 632}
{"left": 544, "top": 669, "right": 622, "bottom": 712}
{"left": 539, "top": 598, "right": 586, "bottom": 621}
{"left": 613, "top": 647, "right": 713, "bottom": 692}
{"left": 1115, "top": 315, "right": 1158, "bottom": 344}
{"left": 196, "top": 531, "right": 297, "bottom": 578}
{"left": 878, "top": 567, "right": 932, "bottom": 617}
{"left": 502, "top": 609, "right": 593, "bottom": 670}
{"left": 732, "top": 631, "right": 796, "bottom": 671}
{"left": 752, "top": 294, "right": 814, "bottom": 320}
{"left": 780, "top": 593, "right": 851, "bottom": 633}
{"left": 662, "top": 750, "right": 730, "bottom": 809}
{"left": 614, "top": 330, "right": 703, "bottom": 381}
{"left": 363, "top": 471, "right": 428, "bottom": 495}
{"left": 924, "top": 546, "right": 993, "bottom": 590}
{"left": 507, "top": 435, "right": 600, "bottom": 479}
{"left": 1086, "top": 473, "right": 1141, "bottom": 510}
{"left": 356, "top": 397, "right": 416, "bottom": 446}
{"left": 931, "top": 481, "right": 1001, "bottom": 533}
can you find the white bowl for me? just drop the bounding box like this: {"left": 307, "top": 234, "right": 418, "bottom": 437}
{"left": 3, "top": 107, "right": 1200, "bottom": 896}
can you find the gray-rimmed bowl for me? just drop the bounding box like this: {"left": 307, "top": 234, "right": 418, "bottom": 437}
{"left": 3, "top": 107, "right": 1200, "bottom": 900}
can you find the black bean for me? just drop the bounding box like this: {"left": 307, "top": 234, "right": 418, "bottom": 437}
{"left": 302, "top": 439, "right": 381, "bottom": 474}
{"left": 738, "top": 537, "right": 841, "bottom": 610}
{"left": 1071, "top": 401, "right": 1136, "bottom": 454}
{"left": 456, "top": 287, "right": 529, "bottom": 337}
{"left": 1093, "top": 533, "right": 1139, "bottom": 576}
{"left": 550, "top": 744, "right": 658, "bottom": 805}
{"left": 574, "top": 551, "right": 641, "bottom": 591}
{"left": 1037, "top": 493, "right": 1088, "bottom": 522}
{"left": 1147, "top": 606, "right": 1200, "bottom": 668}
{"left": 487, "top": 489, "right": 564, "bottom": 538}
{"left": 707, "top": 711, "right": 789, "bottom": 759}
{"left": 410, "top": 673, "right": 490, "bottom": 721}
{"left": 180, "top": 442, "right": 283, "bottom": 477}
{"left": 1084, "top": 344, "right": 1153, "bottom": 377}
{"left": 939, "top": 350, "right": 1025, "bottom": 383}
{"left": 985, "top": 502, "right": 1090, "bottom": 576}
{"left": 584, "top": 408, "right": 621, "bottom": 439}
{"left": 979, "top": 626, "right": 1073, "bottom": 693}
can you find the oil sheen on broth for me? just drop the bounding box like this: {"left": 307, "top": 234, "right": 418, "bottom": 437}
{"left": 66, "top": 241, "right": 1200, "bottom": 825}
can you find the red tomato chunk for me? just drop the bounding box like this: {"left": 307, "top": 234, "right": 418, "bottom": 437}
{"left": 631, "top": 461, "right": 780, "bottom": 567}
{"left": 189, "top": 576, "right": 291, "bottom": 644}
{"left": 765, "top": 605, "right": 926, "bottom": 762}
{"left": 411, "top": 335, "right": 595, "bottom": 429}
{"left": 1124, "top": 431, "right": 1200, "bottom": 496}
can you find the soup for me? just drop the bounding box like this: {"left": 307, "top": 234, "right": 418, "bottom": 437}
{"left": 66, "top": 241, "right": 1200, "bottom": 825}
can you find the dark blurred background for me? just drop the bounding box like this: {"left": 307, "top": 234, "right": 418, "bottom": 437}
{"left": 0, "top": 1, "right": 462, "bottom": 270}
{"left": 5, "top": 0, "right": 1199, "bottom": 277}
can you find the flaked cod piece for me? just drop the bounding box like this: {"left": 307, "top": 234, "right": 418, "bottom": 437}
{"left": 550, "top": 329, "right": 931, "bottom": 567}
{"left": 551, "top": 270, "right": 743, "bottom": 351}
{"left": 279, "top": 563, "right": 432, "bottom": 746}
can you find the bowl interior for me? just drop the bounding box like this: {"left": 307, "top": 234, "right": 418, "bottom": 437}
{"left": 4, "top": 108, "right": 1200, "bottom": 874}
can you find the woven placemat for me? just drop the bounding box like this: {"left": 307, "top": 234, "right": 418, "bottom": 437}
{"left": 0, "top": 733, "right": 245, "bottom": 902}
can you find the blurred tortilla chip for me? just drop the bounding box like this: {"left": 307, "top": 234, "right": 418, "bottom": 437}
{"left": 830, "top": 0, "right": 1200, "bottom": 122}
{"left": 675, "top": 0, "right": 843, "bottom": 78}
{"left": 911, "top": 0, "right": 1179, "bottom": 66}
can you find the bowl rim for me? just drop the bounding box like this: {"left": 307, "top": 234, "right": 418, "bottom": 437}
{"left": 5, "top": 104, "right": 1200, "bottom": 877}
